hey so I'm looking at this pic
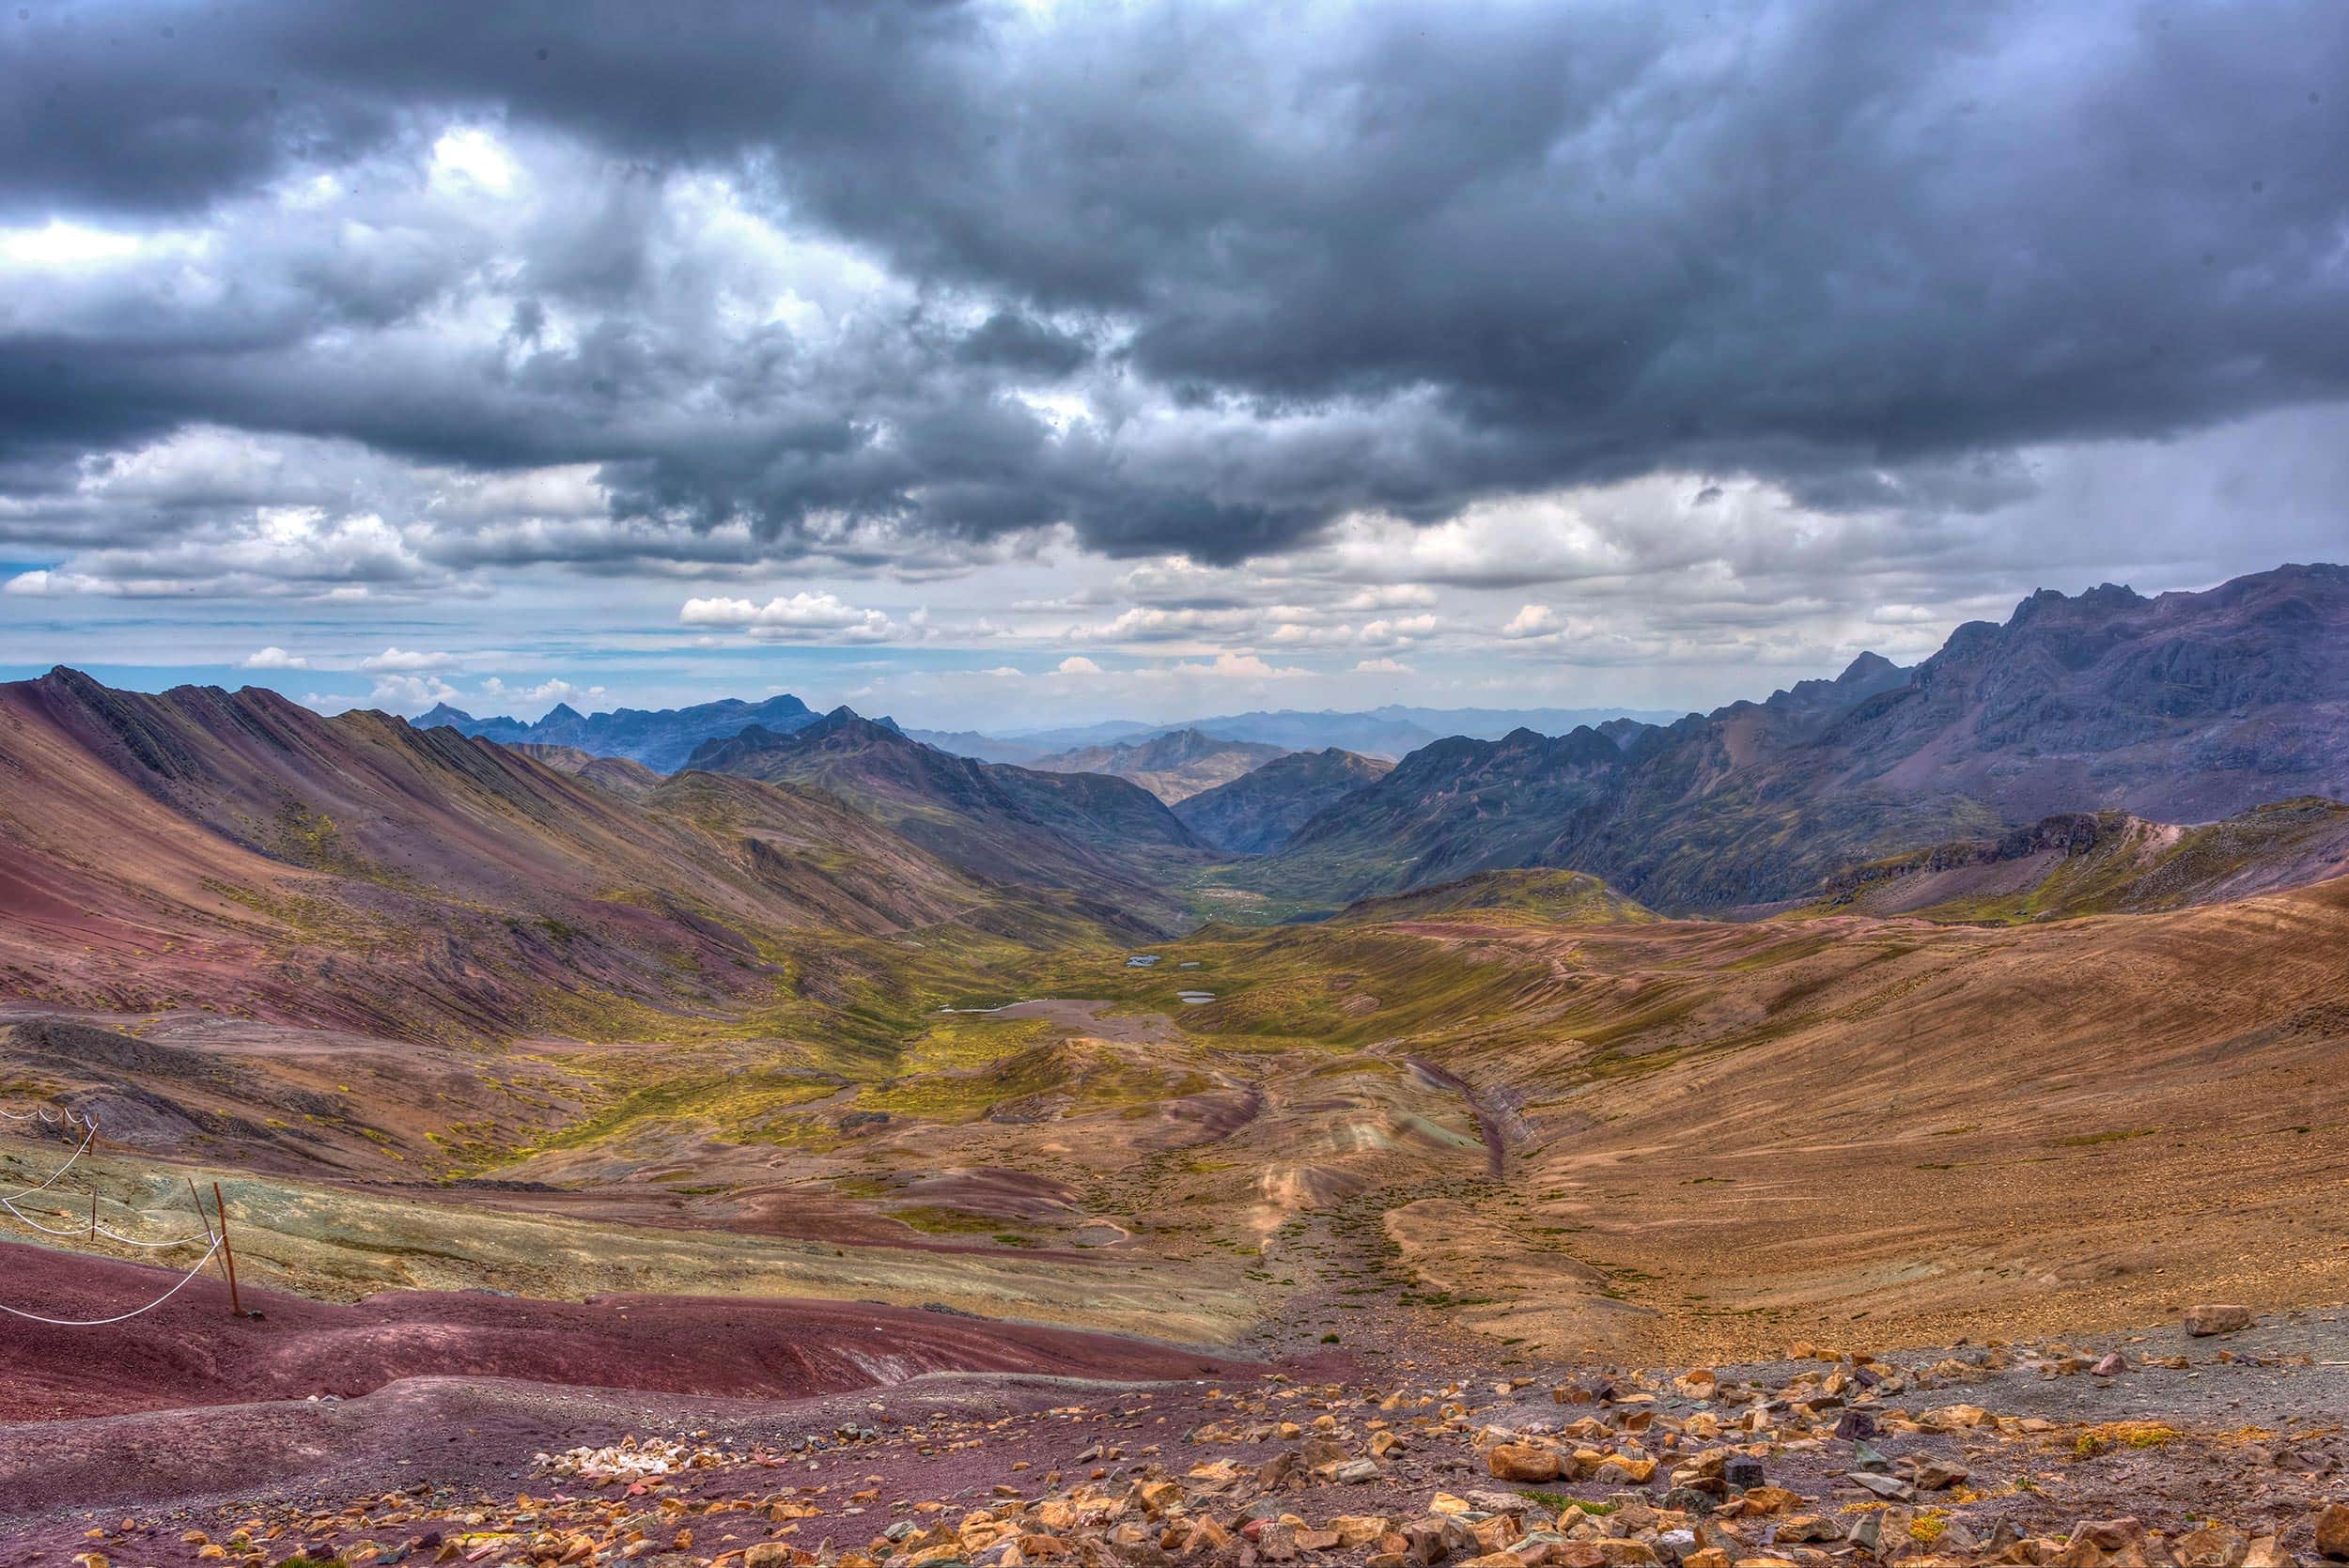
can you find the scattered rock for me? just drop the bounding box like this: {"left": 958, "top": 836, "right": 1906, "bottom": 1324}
{"left": 2175, "top": 1524, "right": 2251, "bottom": 1568}
{"left": 1832, "top": 1409, "right": 1877, "bottom": 1441}
{"left": 2185, "top": 1304, "right": 2254, "bottom": 1337}
{"left": 1486, "top": 1445, "right": 1564, "bottom": 1483}
{"left": 1911, "top": 1457, "right": 1970, "bottom": 1491}
{"left": 2315, "top": 1503, "right": 2349, "bottom": 1561}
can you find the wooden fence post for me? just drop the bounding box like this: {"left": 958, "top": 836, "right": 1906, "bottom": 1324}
{"left": 211, "top": 1181, "right": 243, "bottom": 1318}
{"left": 186, "top": 1176, "right": 232, "bottom": 1313}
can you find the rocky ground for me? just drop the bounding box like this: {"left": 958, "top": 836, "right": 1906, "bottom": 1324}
{"left": 6, "top": 1296, "right": 2344, "bottom": 1568}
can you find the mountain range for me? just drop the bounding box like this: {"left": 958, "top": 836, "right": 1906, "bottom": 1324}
{"left": 683, "top": 708, "right": 1214, "bottom": 931}
{"left": 0, "top": 672, "right": 1133, "bottom": 1042}
{"left": 1172, "top": 747, "right": 1396, "bottom": 854}
{"left": 1237, "top": 564, "right": 2349, "bottom": 910}
{"left": 6, "top": 563, "right": 2344, "bottom": 1042}
{"left": 427, "top": 692, "right": 1677, "bottom": 771}
{"left": 8, "top": 560, "right": 2349, "bottom": 1462}
{"left": 972, "top": 703, "right": 1687, "bottom": 761}
{"left": 420, "top": 691, "right": 828, "bottom": 771}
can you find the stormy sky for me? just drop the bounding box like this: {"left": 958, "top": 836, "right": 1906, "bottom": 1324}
{"left": 3, "top": 0, "right": 2345, "bottom": 728}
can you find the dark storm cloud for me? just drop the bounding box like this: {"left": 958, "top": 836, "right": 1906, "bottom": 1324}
{"left": 954, "top": 312, "right": 1093, "bottom": 377}
{"left": 4, "top": 0, "right": 2348, "bottom": 569}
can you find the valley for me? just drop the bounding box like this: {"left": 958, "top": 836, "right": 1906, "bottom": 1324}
{"left": 4, "top": 567, "right": 2348, "bottom": 1564}
{"left": 11, "top": 0, "right": 2349, "bottom": 1556}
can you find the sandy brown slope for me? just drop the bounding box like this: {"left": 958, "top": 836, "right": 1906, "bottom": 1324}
{"left": 1381, "top": 874, "right": 2349, "bottom": 1361}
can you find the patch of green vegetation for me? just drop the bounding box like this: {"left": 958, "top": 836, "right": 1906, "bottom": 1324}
{"left": 1178, "top": 866, "right": 1343, "bottom": 927}
{"left": 1306, "top": 1055, "right": 1401, "bottom": 1079}
{"left": 458, "top": 1063, "right": 836, "bottom": 1173}
{"left": 858, "top": 1039, "right": 1210, "bottom": 1124}
{"left": 887, "top": 1204, "right": 1001, "bottom": 1234}
{"left": 203, "top": 878, "right": 385, "bottom": 948}
{"left": 898, "top": 1013, "right": 1055, "bottom": 1074}
{"left": 1327, "top": 869, "right": 1657, "bottom": 928}
{"left": 2055, "top": 1126, "right": 2160, "bottom": 1147}
{"left": 1524, "top": 1493, "right": 1614, "bottom": 1516}
{"left": 272, "top": 802, "right": 373, "bottom": 877}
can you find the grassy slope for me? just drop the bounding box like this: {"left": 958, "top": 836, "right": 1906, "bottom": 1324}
{"left": 1802, "top": 797, "right": 2349, "bottom": 924}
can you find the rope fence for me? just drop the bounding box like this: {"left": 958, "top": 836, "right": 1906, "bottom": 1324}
{"left": 1, "top": 1194, "right": 213, "bottom": 1249}
{"left": 1, "top": 1115, "right": 97, "bottom": 1202}
{"left": 0, "top": 1096, "right": 251, "bottom": 1324}
{"left": 0, "top": 1236, "right": 226, "bottom": 1327}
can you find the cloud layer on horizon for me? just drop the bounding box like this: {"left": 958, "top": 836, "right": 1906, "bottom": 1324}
{"left": 2, "top": 0, "right": 2345, "bottom": 721}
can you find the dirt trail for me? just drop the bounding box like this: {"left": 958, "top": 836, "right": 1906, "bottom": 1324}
{"left": 1403, "top": 1056, "right": 1508, "bottom": 1175}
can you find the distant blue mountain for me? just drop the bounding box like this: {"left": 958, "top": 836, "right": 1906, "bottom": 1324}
{"left": 420, "top": 693, "right": 1685, "bottom": 771}
{"left": 418, "top": 692, "right": 827, "bottom": 771}
{"left": 992, "top": 704, "right": 1688, "bottom": 761}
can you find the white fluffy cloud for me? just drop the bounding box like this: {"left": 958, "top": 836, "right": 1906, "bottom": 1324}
{"left": 1161, "top": 652, "right": 1307, "bottom": 681}
{"left": 3, "top": 472, "right": 473, "bottom": 599}
{"left": 240, "top": 646, "right": 309, "bottom": 669}
{"left": 365, "top": 674, "right": 461, "bottom": 714}
{"left": 1358, "top": 613, "right": 1437, "bottom": 647}
{"left": 480, "top": 675, "right": 607, "bottom": 708}
{"left": 361, "top": 646, "right": 459, "bottom": 672}
{"left": 679, "top": 592, "right": 898, "bottom": 642}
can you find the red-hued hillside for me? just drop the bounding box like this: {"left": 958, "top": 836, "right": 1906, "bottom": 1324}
{"left": 0, "top": 669, "right": 1001, "bottom": 1038}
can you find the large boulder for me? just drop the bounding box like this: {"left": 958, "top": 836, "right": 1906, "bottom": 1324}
{"left": 2184, "top": 1304, "right": 2254, "bottom": 1337}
